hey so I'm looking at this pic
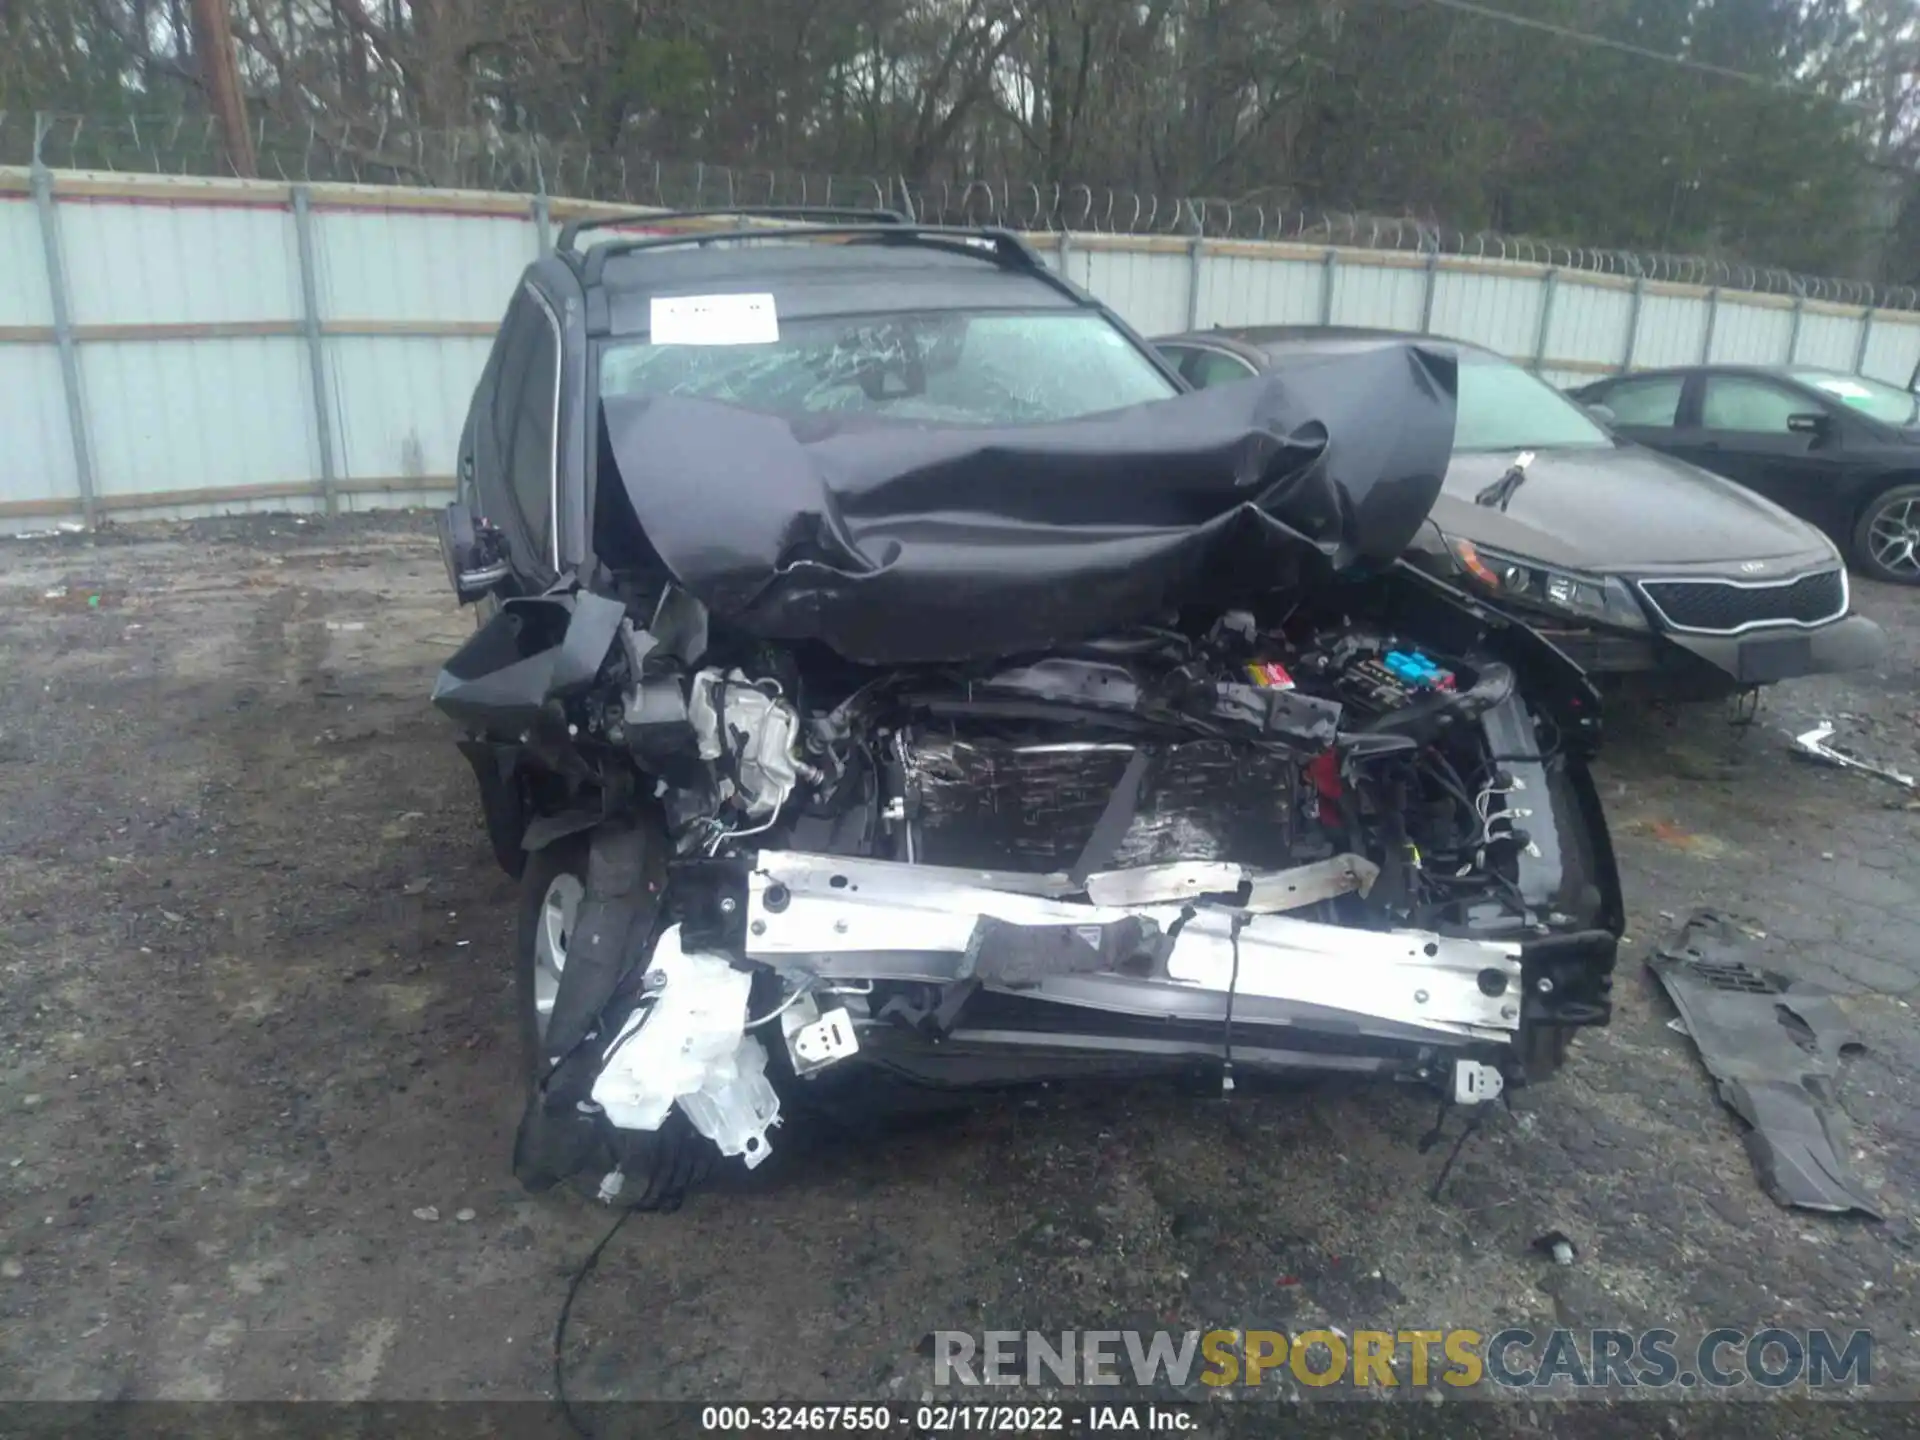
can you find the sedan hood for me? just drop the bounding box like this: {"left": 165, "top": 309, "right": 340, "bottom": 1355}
{"left": 1436, "top": 444, "right": 1832, "bottom": 572}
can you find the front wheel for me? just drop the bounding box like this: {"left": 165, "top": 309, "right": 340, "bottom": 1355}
{"left": 518, "top": 839, "right": 587, "bottom": 1081}
{"left": 514, "top": 836, "right": 713, "bottom": 1209}
{"left": 1853, "top": 484, "right": 1920, "bottom": 584}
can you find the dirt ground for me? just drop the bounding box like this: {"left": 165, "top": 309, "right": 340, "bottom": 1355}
{"left": 3, "top": 514, "right": 1919, "bottom": 1421}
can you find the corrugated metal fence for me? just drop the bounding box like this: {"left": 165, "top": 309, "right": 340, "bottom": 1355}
{"left": 5, "top": 166, "right": 1920, "bottom": 532}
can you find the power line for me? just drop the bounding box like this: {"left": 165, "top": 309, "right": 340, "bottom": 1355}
{"left": 1407, "top": 0, "right": 1872, "bottom": 110}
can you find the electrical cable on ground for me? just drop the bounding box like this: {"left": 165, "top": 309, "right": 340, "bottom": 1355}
{"left": 1427, "top": 1107, "right": 1490, "bottom": 1202}
{"left": 553, "top": 1207, "right": 635, "bottom": 1440}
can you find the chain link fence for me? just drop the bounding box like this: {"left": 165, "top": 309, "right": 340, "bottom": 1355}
{"left": 7, "top": 109, "right": 1915, "bottom": 310}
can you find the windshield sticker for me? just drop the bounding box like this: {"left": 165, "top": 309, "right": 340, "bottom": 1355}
{"left": 650, "top": 293, "right": 779, "bottom": 346}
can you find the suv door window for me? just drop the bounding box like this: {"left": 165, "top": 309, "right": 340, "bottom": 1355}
{"left": 1700, "top": 376, "right": 1807, "bottom": 433}
{"left": 1597, "top": 375, "right": 1685, "bottom": 427}
{"left": 491, "top": 287, "right": 562, "bottom": 567}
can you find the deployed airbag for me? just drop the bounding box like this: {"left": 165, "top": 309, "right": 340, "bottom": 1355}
{"left": 600, "top": 343, "right": 1457, "bottom": 664}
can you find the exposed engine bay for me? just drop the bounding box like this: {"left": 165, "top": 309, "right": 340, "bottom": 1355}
{"left": 431, "top": 345, "right": 1622, "bottom": 1200}
{"left": 437, "top": 575, "right": 1620, "bottom": 1189}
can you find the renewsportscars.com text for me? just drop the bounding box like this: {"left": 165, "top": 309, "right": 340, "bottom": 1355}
{"left": 932, "top": 1327, "right": 1873, "bottom": 1391}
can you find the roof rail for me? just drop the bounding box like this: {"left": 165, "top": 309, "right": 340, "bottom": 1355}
{"left": 557, "top": 205, "right": 908, "bottom": 253}
{"left": 576, "top": 221, "right": 1062, "bottom": 292}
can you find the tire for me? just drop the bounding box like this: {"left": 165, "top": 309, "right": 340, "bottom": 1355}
{"left": 517, "top": 837, "right": 590, "bottom": 1085}
{"left": 1852, "top": 484, "right": 1920, "bottom": 585}
{"left": 514, "top": 834, "right": 713, "bottom": 1209}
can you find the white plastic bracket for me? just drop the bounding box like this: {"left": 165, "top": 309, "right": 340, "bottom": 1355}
{"left": 785, "top": 1005, "right": 860, "bottom": 1074}
{"left": 1453, "top": 1059, "right": 1505, "bottom": 1106}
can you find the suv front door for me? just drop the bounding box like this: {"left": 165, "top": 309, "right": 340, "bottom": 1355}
{"left": 463, "top": 282, "right": 565, "bottom": 581}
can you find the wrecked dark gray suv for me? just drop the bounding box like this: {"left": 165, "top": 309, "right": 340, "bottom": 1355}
{"left": 431, "top": 209, "right": 1624, "bottom": 1208}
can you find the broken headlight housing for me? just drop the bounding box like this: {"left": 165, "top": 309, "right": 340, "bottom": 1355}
{"left": 1447, "top": 538, "right": 1650, "bottom": 631}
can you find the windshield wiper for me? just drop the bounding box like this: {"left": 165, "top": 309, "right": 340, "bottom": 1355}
{"left": 1475, "top": 450, "right": 1537, "bottom": 512}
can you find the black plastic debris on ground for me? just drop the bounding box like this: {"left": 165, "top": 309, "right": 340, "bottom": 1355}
{"left": 1647, "top": 910, "right": 1881, "bottom": 1220}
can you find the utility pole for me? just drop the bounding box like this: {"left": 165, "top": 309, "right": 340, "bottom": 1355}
{"left": 191, "top": 0, "right": 257, "bottom": 177}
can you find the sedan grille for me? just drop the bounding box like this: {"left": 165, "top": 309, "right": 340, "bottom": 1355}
{"left": 1637, "top": 569, "right": 1847, "bottom": 634}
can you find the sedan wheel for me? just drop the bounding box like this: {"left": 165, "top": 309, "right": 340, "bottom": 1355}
{"left": 1855, "top": 485, "right": 1920, "bottom": 585}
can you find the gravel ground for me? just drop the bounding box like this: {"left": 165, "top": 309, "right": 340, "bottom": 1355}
{"left": 2, "top": 514, "right": 1918, "bottom": 1427}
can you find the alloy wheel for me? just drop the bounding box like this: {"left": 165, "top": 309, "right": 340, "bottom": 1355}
{"left": 533, "top": 871, "right": 585, "bottom": 1045}
{"left": 1868, "top": 497, "right": 1920, "bottom": 579}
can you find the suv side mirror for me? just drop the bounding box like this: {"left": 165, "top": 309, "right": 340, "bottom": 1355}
{"left": 436, "top": 500, "right": 511, "bottom": 603}
{"left": 1584, "top": 402, "right": 1618, "bottom": 427}
{"left": 1787, "top": 412, "right": 1832, "bottom": 438}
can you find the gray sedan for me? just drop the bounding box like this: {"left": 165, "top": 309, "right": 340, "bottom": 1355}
{"left": 1156, "top": 325, "right": 1886, "bottom": 698}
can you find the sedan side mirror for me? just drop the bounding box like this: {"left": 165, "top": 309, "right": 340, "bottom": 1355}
{"left": 1787, "top": 412, "right": 1832, "bottom": 439}
{"left": 1584, "top": 403, "right": 1618, "bottom": 427}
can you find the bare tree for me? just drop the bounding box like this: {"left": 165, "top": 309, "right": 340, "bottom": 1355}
{"left": 2, "top": 0, "right": 1911, "bottom": 280}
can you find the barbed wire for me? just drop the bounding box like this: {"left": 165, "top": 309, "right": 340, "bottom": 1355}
{"left": 7, "top": 109, "right": 1914, "bottom": 311}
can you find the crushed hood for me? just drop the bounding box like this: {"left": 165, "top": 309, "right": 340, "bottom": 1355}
{"left": 600, "top": 343, "right": 1456, "bottom": 664}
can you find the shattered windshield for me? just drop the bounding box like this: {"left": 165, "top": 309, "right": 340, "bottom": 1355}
{"left": 599, "top": 309, "right": 1178, "bottom": 425}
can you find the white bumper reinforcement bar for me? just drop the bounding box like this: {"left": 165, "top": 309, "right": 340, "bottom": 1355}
{"left": 743, "top": 851, "right": 1521, "bottom": 1040}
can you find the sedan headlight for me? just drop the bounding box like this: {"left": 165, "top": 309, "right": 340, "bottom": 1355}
{"left": 1446, "top": 537, "right": 1651, "bottom": 631}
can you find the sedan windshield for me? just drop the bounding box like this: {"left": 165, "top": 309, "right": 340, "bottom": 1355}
{"left": 1454, "top": 349, "right": 1613, "bottom": 452}
{"left": 600, "top": 309, "right": 1178, "bottom": 425}
{"left": 1790, "top": 370, "right": 1919, "bottom": 426}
